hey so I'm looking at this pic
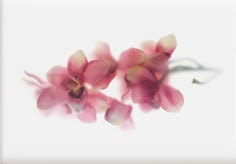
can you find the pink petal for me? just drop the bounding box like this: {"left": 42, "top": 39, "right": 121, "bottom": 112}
{"left": 39, "top": 104, "right": 73, "bottom": 118}
{"left": 59, "top": 104, "right": 73, "bottom": 115}
{"left": 87, "top": 91, "right": 109, "bottom": 112}
{"left": 131, "top": 81, "right": 157, "bottom": 103}
{"left": 37, "top": 87, "right": 68, "bottom": 110}
{"left": 138, "top": 93, "right": 161, "bottom": 112}
{"left": 83, "top": 60, "right": 116, "bottom": 89}
{"left": 156, "top": 34, "right": 177, "bottom": 55}
{"left": 121, "top": 89, "right": 131, "bottom": 102}
{"left": 68, "top": 87, "right": 88, "bottom": 113}
{"left": 140, "top": 40, "right": 156, "bottom": 54}
{"left": 77, "top": 104, "right": 96, "bottom": 123}
{"left": 105, "top": 99, "right": 132, "bottom": 125}
{"left": 119, "top": 48, "right": 147, "bottom": 70}
{"left": 159, "top": 84, "right": 184, "bottom": 112}
{"left": 143, "top": 52, "right": 170, "bottom": 71}
{"left": 47, "top": 66, "right": 69, "bottom": 86}
{"left": 120, "top": 117, "right": 135, "bottom": 130}
{"left": 93, "top": 41, "right": 115, "bottom": 62}
{"left": 125, "top": 66, "right": 156, "bottom": 86}
{"left": 93, "top": 42, "right": 117, "bottom": 77}
{"left": 68, "top": 50, "right": 88, "bottom": 75}
{"left": 139, "top": 103, "right": 154, "bottom": 113}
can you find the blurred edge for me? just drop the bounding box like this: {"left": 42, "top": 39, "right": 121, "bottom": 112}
{"left": 1, "top": 160, "right": 236, "bottom": 164}
{"left": 0, "top": 0, "right": 3, "bottom": 163}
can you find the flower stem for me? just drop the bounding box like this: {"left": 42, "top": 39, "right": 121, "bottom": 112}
{"left": 160, "top": 58, "right": 221, "bottom": 84}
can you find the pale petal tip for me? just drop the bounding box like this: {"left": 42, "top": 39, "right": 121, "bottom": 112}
{"left": 159, "top": 85, "right": 184, "bottom": 112}
{"left": 105, "top": 100, "right": 132, "bottom": 125}
{"left": 68, "top": 49, "right": 88, "bottom": 74}
{"left": 76, "top": 105, "right": 97, "bottom": 123}
{"left": 156, "top": 34, "right": 177, "bottom": 54}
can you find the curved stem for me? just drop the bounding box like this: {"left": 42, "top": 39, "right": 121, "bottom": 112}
{"left": 160, "top": 58, "right": 221, "bottom": 84}
{"left": 168, "top": 57, "right": 205, "bottom": 68}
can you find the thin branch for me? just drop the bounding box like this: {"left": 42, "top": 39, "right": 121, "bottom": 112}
{"left": 160, "top": 58, "right": 221, "bottom": 85}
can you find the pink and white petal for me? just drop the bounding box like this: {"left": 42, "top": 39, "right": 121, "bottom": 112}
{"left": 77, "top": 104, "right": 96, "bottom": 123}
{"left": 125, "top": 66, "right": 156, "bottom": 85}
{"left": 139, "top": 103, "right": 154, "bottom": 113}
{"left": 37, "top": 87, "right": 68, "bottom": 110}
{"left": 47, "top": 66, "right": 69, "bottom": 86}
{"left": 68, "top": 50, "right": 88, "bottom": 75}
{"left": 120, "top": 117, "right": 135, "bottom": 130}
{"left": 68, "top": 87, "right": 88, "bottom": 113}
{"left": 119, "top": 48, "right": 147, "bottom": 70}
{"left": 93, "top": 42, "right": 117, "bottom": 75}
{"left": 98, "top": 71, "right": 116, "bottom": 89}
{"left": 105, "top": 100, "right": 132, "bottom": 125}
{"left": 59, "top": 104, "right": 73, "bottom": 115}
{"left": 151, "top": 92, "right": 161, "bottom": 108}
{"left": 143, "top": 52, "right": 170, "bottom": 71}
{"left": 140, "top": 40, "right": 156, "bottom": 54}
{"left": 83, "top": 60, "right": 116, "bottom": 89}
{"left": 138, "top": 92, "right": 160, "bottom": 112}
{"left": 154, "top": 66, "right": 169, "bottom": 81}
{"left": 159, "top": 84, "right": 184, "bottom": 112}
{"left": 121, "top": 89, "right": 131, "bottom": 102}
{"left": 131, "top": 81, "right": 157, "bottom": 103}
{"left": 93, "top": 41, "right": 114, "bottom": 61}
{"left": 87, "top": 91, "right": 109, "bottom": 112}
{"left": 116, "top": 71, "right": 131, "bottom": 101}
{"left": 156, "top": 34, "right": 177, "bottom": 55}
{"left": 40, "top": 104, "right": 74, "bottom": 118}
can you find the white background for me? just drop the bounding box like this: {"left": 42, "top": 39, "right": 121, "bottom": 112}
{"left": 2, "top": 0, "right": 236, "bottom": 163}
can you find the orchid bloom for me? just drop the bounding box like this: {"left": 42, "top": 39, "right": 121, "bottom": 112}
{"left": 25, "top": 45, "right": 133, "bottom": 126}
{"left": 24, "top": 36, "right": 217, "bottom": 127}
{"left": 25, "top": 50, "right": 115, "bottom": 122}
{"left": 89, "top": 41, "right": 133, "bottom": 126}
{"left": 118, "top": 34, "right": 184, "bottom": 112}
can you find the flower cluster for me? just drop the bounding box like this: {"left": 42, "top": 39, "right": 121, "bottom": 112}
{"left": 25, "top": 34, "right": 184, "bottom": 128}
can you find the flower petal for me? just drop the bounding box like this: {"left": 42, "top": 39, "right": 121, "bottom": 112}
{"left": 125, "top": 66, "right": 156, "bottom": 86}
{"left": 131, "top": 80, "right": 157, "bottom": 103}
{"left": 140, "top": 40, "right": 156, "bottom": 54}
{"left": 143, "top": 52, "right": 170, "bottom": 71}
{"left": 68, "top": 50, "right": 88, "bottom": 75}
{"left": 156, "top": 34, "right": 177, "bottom": 55}
{"left": 68, "top": 87, "right": 88, "bottom": 113}
{"left": 39, "top": 104, "right": 73, "bottom": 118}
{"left": 37, "top": 87, "right": 68, "bottom": 110}
{"left": 87, "top": 91, "right": 109, "bottom": 112}
{"left": 120, "top": 117, "right": 135, "bottom": 130}
{"left": 93, "top": 42, "right": 114, "bottom": 61}
{"left": 159, "top": 84, "right": 184, "bottom": 112}
{"left": 77, "top": 104, "right": 96, "bottom": 123}
{"left": 83, "top": 60, "right": 116, "bottom": 89}
{"left": 119, "top": 48, "right": 147, "bottom": 70}
{"left": 105, "top": 99, "right": 132, "bottom": 125}
{"left": 47, "top": 66, "right": 69, "bottom": 86}
{"left": 93, "top": 42, "right": 117, "bottom": 74}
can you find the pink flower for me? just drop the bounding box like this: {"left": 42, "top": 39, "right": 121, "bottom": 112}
{"left": 87, "top": 42, "right": 133, "bottom": 125}
{"left": 26, "top": 50, "right": 117, "bottom": 122}
{"left": 86, "top": 90, "right": 133, "bottom": 126}
{"left": 118, "top": 34, "right": 184, "bottom": 112}
{"left": 26, "top": 45, "right": 132, "bottom": 126}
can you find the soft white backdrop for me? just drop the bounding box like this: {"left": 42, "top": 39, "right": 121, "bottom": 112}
{"left": 2, "top": 1, "right": 236, "bottom": 163}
